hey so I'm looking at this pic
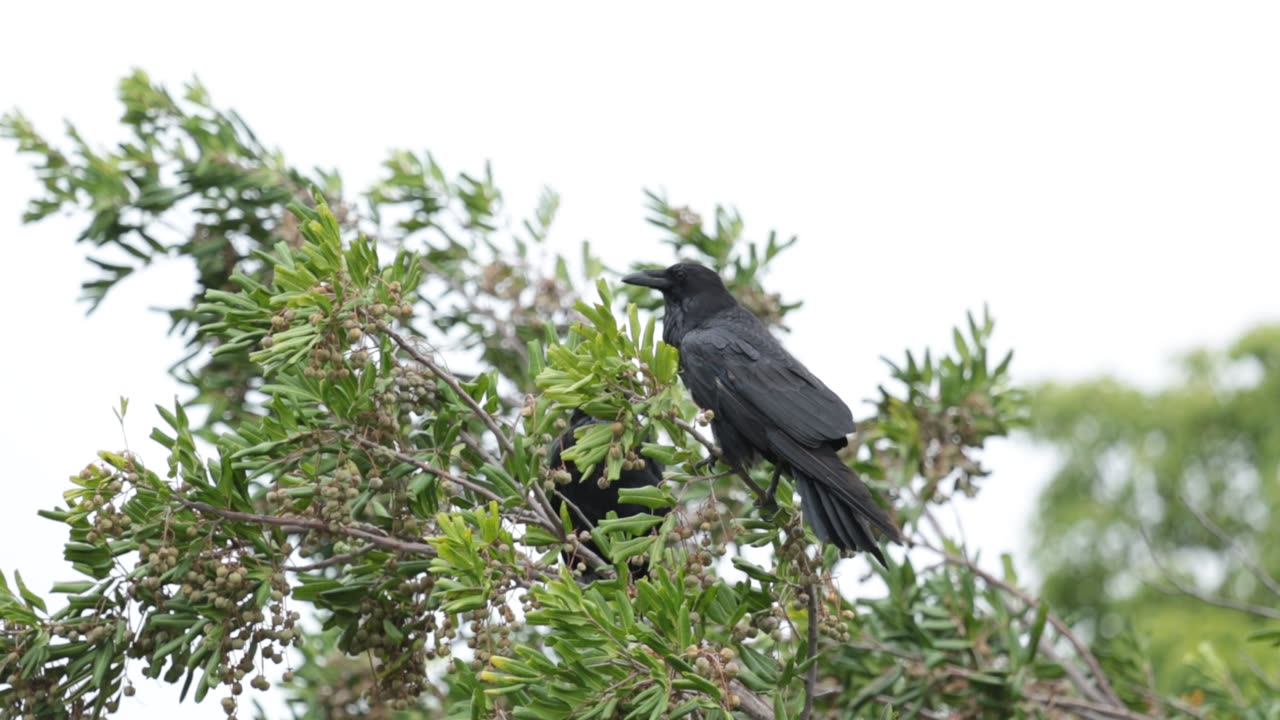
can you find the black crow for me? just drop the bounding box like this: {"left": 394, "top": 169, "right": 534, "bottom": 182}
{"left": 547, "top": 409, "right": 668, "bottom": 578}
{"left": 623, "top": 262, "right": 899, "bottom": 565}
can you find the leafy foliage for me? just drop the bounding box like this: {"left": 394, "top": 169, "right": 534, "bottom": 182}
{"left": 1, "top": 72, "right": 1272, "bottom": 720}
{"left": 2, "top": 70, "right": 339, "bottom": 430}
{"left": 1029, "top": 326, "right": 1280, "bottom": 699}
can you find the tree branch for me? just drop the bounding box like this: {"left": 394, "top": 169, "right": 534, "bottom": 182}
{"left": 730, "top": 679, "right": 775, "bottom": 720}
{"left": 1145, "top": 579, "right": 1280, "bottom": 621}
{"left": 1139, "top": 522, "right": 1280, "bottom": 620}
{"left": 920, "top": 539, "right": 1125, "bottom": 708}
{"left": 1024, "top": 692, "right": 1153, "bottom": 720}
{"left": 384, "top": 324, "right": 516, "bottom": 456}
{"left": 174, "top": 498, "right": 437, "bottom": 556}
{"left": 286, "top": 544, "right": 376, "bottom": 572}
{"left": 551, "top": 488, "right": 596, "bottom": 535}
{"left": 421, "top": 259, "right": 531, "bottom": 369}
{"left": 349, "top": 434, "right": 504, "bottom": 505}
{"left": 672, "top": 416, "right": 720, "bottom": 459}
{"left": 1180, "top": 495, "right": 1280, "bottom": 598}
{"left": 800, "top": 588, "right": 819, "bottom": 720}
{"left": 375, "top": 325, "right": 615, "bottom": 576}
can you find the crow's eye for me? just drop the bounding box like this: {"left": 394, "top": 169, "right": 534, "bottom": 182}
{"left": 674, "top": 269, "right": 686, "bottom": 281}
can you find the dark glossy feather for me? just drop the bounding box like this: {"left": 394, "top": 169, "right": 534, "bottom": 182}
{"left": 680, "top": 313, "right": 854, "bottom": 448}
{"left": 624, "top": 262, "right": 900, "bottom": 564}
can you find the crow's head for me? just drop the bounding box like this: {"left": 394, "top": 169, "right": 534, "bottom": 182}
{"left": 623, "top": 262, "right": 737, "bottom": 343}
{"left": 622, "top": 262, "right": 727, "bottom": 301}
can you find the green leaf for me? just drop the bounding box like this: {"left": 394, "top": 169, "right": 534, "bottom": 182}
{"left": 596, "top": 514, "right": 665, "bottom": 536}
{"left": 1025, "top": 601, "right": 1049, "bottom": 663}
{"left": 617, "top": 485, "right": 676, "bottom": 509}
{"left": 732, "top": 557, "right": 781, "bottom": 583}
{"left": 382, "top": 619, "right": 405, "bottom": 644}
{"left": 848, "top": 666, "right": 903, "bottom": 711}
{"left": 13, "top": 571, "right": 47, "bottom": 613}
{"left": 51, "top": 581, "right": 96, "bottom": 595}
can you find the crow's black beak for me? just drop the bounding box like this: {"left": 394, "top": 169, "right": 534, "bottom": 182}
{"left": 622, "top": 268, "right": 670, "bottom": 290}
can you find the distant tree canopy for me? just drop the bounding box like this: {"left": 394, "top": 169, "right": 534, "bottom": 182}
{"left": 0, "top": 70, "right": 1274, "bottom": 719}
{"left": 1029, "top": 325, "right": 1280, "bottom": 689}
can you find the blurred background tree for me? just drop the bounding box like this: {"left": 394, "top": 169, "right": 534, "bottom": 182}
{"left": 1028, "top": 326, "right": 1280, "bottom": 692}
{"left": 0, "top": 70, "right": 1275, "bottom": 719}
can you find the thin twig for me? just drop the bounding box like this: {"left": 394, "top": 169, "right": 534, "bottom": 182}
{"left": 920, "top": 539, "right": 1125, "bottom": 708}
{"left": 1024, "top": 692, "right": 1153, "bottom": 720}
{"left": 800, "top": 587, "right": 819, "bottom": 720}
{"left": 528, "top": 476, "right": 566, "bottom": 532}
{"left": 378, "top": 324, "right": 615, "bottom": 576}
{"left": 350, "top": 434, "right": 504, "bottom": 505}
{"left": 1180, "top": 495, "right": 1280, "bottom": 598}
{"left": 667, "top": 415, "right": 769, "bottom": 498}
{"left": 287, "top": 544, "right": 377, "bottom": 572}
{"left": 176, "top": 497, "right": 607, "bottom": 591}
{"left": 1146, "top": 580, "right": 1280, "bottom": 620}
{"left": 1139, "top": 523, "right": 1280, "bottom": 620}
{"left": 1241, "top": 654, "right": 1280, "bottom": 693}
{"left": 531, "top": 484, "right": 617, "bottom": 578}
{"left": 729, "top": 679, "right": 775, "bottom": 720}
{"left": 384, "top": 324, "right": 515, "bottom": 456}
{"left": 175, "top": 498, "right": 436, "bottom": 556}
{"left": 552, "top": 488, "right": 596, "bottom": 534}
{"left": 672, "top": 416, "right": 720, "bottom": 459}
{"left": 421, "top": 260, "right": 531, "bottom": 368}
{"left": 916, "top": 505, "right": 1108, "bottom": 704}
{"left": 1036, "top": 637, "right": 1105, "bottom": 704}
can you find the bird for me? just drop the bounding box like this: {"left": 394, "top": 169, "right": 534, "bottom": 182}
{"left": 546, "top": 408, "right": 669, "bottom": 579}
{"left": 623, "top": 262, "right": 899, "bottom": 565}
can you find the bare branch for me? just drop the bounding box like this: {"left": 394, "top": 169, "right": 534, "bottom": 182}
{"left": 551, "top": 488, "right": 596, "bottom": 534}
{"left": 1024, "top": 692, "right": 1154, "bottom": 720}
{"left": 286, "top": 544, "right": 376, "bottom": 572}
{"left": 383, "top": 324, "right": 516, "bottom": 456}
{"left": 729, "top": 679, "right": 775, "bottom": 720}
{"left": 528, "top": 475, "right": 566, "bottom": 532}
{"left": 349, "top": 434, "right": 504, "bottom": 505}
{"left": 1139, "top": 523, "right": 1280, "bottom": 621}
{"left": 919, "top": 539, "right": 1125, "bottom": 709}
{"left": 1180, "top": 495, "right": 1280, "bottom": 598}
{"left": 373, "top": 327, "right": 616, "bottom": 577}
{"left": 672, "top": 416, "right": 720, "bottom": 459}
{"left": 174, "top": 498, "right": 436, "bottom": 556}
{"left": 1037, "top": 637, "right": 1104, "bottom": 704}
{"left": 800, "top": 588, "right": 819, "bottom": 720}
{"left": 674, "top": 417, "right": 770, "bottom": 500}
{"left": 1145, "top": 579, "right": 1280, "bottom": 620}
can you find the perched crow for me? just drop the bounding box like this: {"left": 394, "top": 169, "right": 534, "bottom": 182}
{"left": 547, "top": 409, "right": 668, "bottom": 578}
{"left": 623, "top": 262, "right": 899, "bottom": 565}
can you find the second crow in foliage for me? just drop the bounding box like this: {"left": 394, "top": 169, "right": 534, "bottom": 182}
{"left": 547, "top": 409, "right": 668, "bottom": 579}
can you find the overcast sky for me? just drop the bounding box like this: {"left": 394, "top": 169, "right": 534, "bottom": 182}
{"left": 3, "top": 3, "right": 1279, "bottom": 717}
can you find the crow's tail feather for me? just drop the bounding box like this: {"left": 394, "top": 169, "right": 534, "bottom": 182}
{"left": 794, "top": 473, "right": 888, "bottom": 565}
{"left": 768, "top": 430, "right": 900, "bottom": 566}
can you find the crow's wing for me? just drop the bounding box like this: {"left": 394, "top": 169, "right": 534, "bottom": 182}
{"left": 679, "top": 314, "right": 854, "bottom": 448}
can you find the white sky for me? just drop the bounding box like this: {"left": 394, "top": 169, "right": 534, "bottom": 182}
{"left": 2, "top": 3, "right": 1279, "bottom": 717}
